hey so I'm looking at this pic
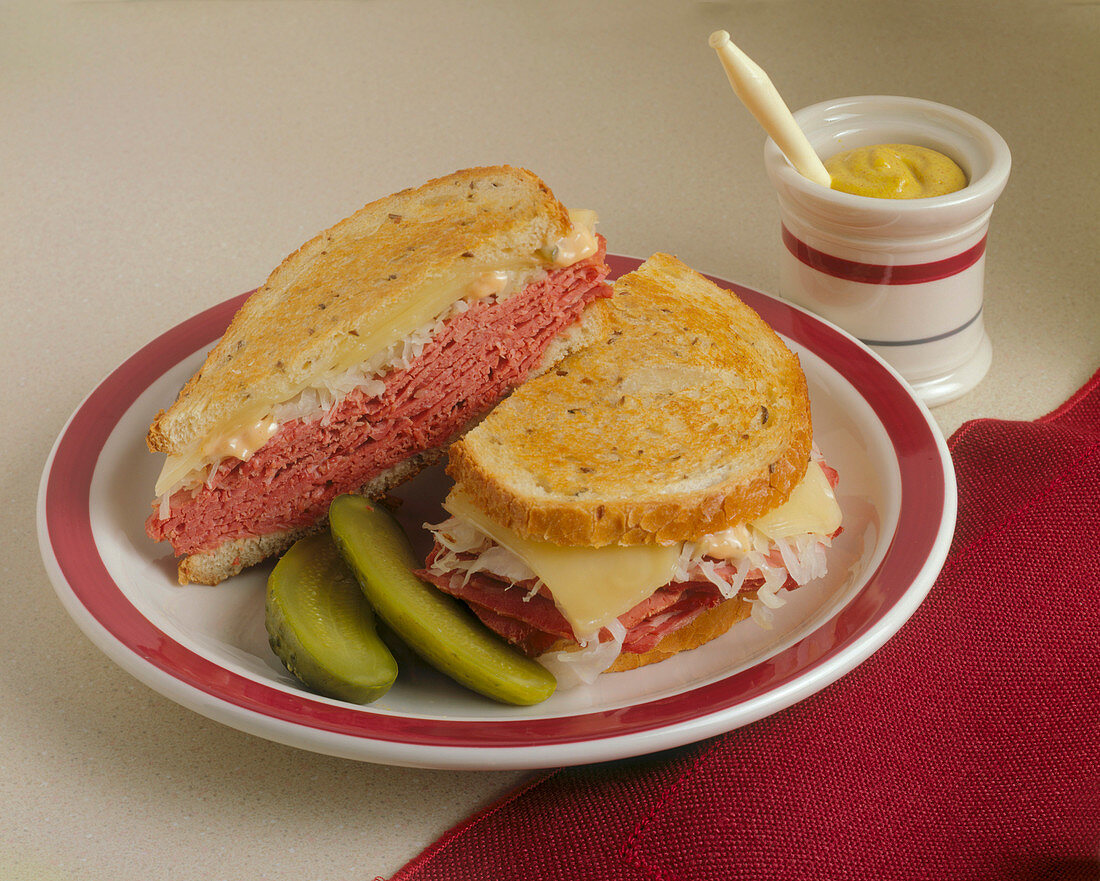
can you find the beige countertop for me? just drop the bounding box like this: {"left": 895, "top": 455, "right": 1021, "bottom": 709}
{"left": 4, "top": 2, "right": 1097, "bottom": 878}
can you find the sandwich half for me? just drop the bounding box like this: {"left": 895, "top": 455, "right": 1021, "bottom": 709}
{"left": 146, "top": 166, "right": 612, "bottom": 585}
{"left": 418, "top": 253, "right": 841, "bottom": 682}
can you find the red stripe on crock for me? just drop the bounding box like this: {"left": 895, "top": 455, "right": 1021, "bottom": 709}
{"left": 43, "top": 255, "right": 947, "bottom": 750}
{"left": 782, "top": 226, "right": 986, "bottom": 285}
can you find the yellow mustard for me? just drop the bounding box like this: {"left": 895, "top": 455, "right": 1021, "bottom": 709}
{"left": 825, "top": 143, "right": 967, "bottom": 199}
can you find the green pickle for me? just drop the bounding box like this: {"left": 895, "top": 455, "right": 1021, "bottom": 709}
{"left": 266, "top": 531, "right": 398, "bottom": 703}
{"left": 328, "top": 494, "right": 557, "bottom": 706}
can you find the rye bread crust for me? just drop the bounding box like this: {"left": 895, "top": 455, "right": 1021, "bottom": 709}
{"left": 446, "top": 253, "right": 813, "bottom": 547}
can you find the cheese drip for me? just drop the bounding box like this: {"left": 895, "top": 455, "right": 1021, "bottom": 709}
{"left": 154, "top": 211, "right": 600, "bottom": 499}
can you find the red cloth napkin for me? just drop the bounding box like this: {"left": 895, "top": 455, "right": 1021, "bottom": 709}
{"left": 386, "top": 369, "right": 1100, "bottom": 881}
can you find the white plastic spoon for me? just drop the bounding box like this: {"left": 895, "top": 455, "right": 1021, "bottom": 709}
{"left": 708, "top": 30, "right": 832, "bottom": 188}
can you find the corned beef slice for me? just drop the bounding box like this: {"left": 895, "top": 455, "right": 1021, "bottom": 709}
{"left": 147, "top": 246, "right": 610, "bottom": 555}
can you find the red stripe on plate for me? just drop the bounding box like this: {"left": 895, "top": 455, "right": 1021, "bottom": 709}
{"left": 42, "top": 255, "right": 948, "bottom": 750}
{"left": 782, "top": 226, "right": 986, "bottom": 285}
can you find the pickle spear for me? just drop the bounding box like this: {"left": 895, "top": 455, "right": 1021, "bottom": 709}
{"left": 328, "top": 494, "right": 557, "bottom": 706}
{"left": 266, "top": 532, "right": 398, "bottom": 704}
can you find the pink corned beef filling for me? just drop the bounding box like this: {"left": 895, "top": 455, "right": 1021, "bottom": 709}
{"left": 147, "top": 243, "right": 611, "bottom": 556}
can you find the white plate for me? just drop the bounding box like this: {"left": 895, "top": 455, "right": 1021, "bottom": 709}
{"left": 38, "top": 255, "right": 956, "bottom": 770}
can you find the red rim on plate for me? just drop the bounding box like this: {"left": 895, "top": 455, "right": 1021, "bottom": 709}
{"left": 41, "top": 255, "right": 951, "bottom": 754}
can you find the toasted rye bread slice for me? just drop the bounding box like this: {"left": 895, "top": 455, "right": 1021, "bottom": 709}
{"left": 446, "top": 253, "right": 813, "bottom": 547}
{"left": 147, "top": 166, "right": 572, "bottom": 460}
